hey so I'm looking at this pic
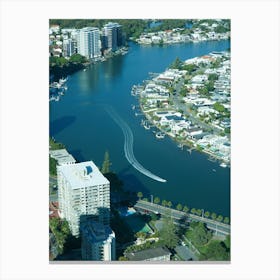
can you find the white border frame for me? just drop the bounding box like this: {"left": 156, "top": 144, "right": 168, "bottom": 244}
{"left": 1, "top": 0, "right": 279, "bottom": 279}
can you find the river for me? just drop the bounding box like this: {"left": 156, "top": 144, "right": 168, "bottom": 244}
{"left": 50, "top": 39, "right": 230, "bottom": 217}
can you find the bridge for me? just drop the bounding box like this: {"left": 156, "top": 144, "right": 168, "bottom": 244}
{"left": 134, "top": 200, "right": 230, "bottom": 237}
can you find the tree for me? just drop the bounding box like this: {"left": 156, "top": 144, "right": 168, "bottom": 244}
{"left": 69, "top": 53, "right": 87, "bottom": 63}
{"left": 118, "top": 256, "right": 128, "bottom": 261}
{"left": 154, "top": 197, "right": 160, "bottom": 204}
{"left": 191, "top": 208, "right": 196, "bottom": 215}
{"left": 167, "top": 201, "right": 172, "bottom": 208}
{"left": 170, "top": 57, "right": 182, "bottom": 69}
{"left": 137, "top": 192, "right": 143, "bottom": 200}
{"left": 101, "top": 151, "right": 111, "bottom": 174}
{"left": 204, "top": 211, "right": 210, "bottom": 218}
{"left": 196, "top": 209, "right": 202, "bottom": 216}
{"left": 160, "top": 216, "right": 179, "bottom": 249}
{"left": 211, "top": 212, "right": 217, "bottom": 220}
{"left": 176, "top": 203, "right": 183, "bottom": 211}
{"left": 223, "top": 217, "right": 230, "bottom": 224}
{"left": 202, "top": 240, "right": 229, "bottom": 261}
{"left": 191, "top": 222, "right": 212, "bottom": 247}
{"left": 217, "top": 215, "right": 223, "bottom": 223}
{"left": 183, "top": 205, "right": 189, "bottom": 213}
{"left": 162, "top": 200, "right": 168, "bottom": 207}
{"left": 213, "top": 102, "right": 225, "bottom": 113}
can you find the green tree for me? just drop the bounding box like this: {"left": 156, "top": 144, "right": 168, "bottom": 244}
{"left": 160, "top": 216, "right": 179, "bottom": 249}
{"left": 49, "top": 156, "right": 57, "bottom": 176}
{"left": 162, "top": 200, "right": 168, "bottom": 207}
{"left": 202, "top": 240, "right": 229, "bottom": 260}
{"left": 208, "top": 73, "right": 219, "bottom": 81}
{"left": 167, "top": 201, "right": 173, "bottom": 208}
{"left": 154, "top": 197, "right": 160, "bottom": 204}
{"left": 191, "top": 222, "right": 212, "bottom": 247}
{"left": 211, "top": 212, "right": 217, "bottom": 220}
{"left": 191, "top": 208, "right": 196, "bottom": 215}
{"left": 101, "top": 151, "right": 111, "bottom": 174}
{"left": 183, "top": 205, "right": 189, "bottom": 213}
{"left": 118, "top": 256, "right": 128, "bottom": 261}
{"left": 137, "top": 192, "right": 143, "bottom": 200}
{"left": 223, "top": 217, "right": 230, "bottom": 224}
{"left": 204, "top": 211, "right": 210, "bottom": 218}
{"left": 170, "top": 57, "right": 182, "bottom": 69}
{"left": 217, "top": 215, "right": 223, "bottom": 223}
{"left": 196, "top": 209, "right": 202, "bottom": 216}
{"left": 176, "top": 203, "right": 183, "bottom": 211}
{"left": 69, "top": 53, "right": 87, "bottom": 63}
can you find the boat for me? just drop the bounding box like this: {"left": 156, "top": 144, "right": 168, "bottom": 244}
{"left": 212, "top": 169, "right": 216, "bottom": 172}
{"left": 220, "top": 162, "right": 227, "bottom": 168}
{"left": 144, "top": 123, "right": 150, "bottom": 130}
{"left": 156, "top": 132, "right": 165, "bottom": 139}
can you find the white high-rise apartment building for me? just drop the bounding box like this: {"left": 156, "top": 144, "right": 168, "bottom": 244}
{"left": 81, "top": 220, "right": 115, "bottom": 261}
{"left": 77, "top": 27, "right": 100, "bottom": 59}
{"left": 57, "top": 161, "right": 110, "bottom": 236}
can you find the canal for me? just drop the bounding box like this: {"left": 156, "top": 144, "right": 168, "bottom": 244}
{"left": 50, "top": 39, "right": 230, "bottom": 217}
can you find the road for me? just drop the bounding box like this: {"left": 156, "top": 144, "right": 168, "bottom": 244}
{"left": 171, "top": 77, "right": 222, "bottom": 134}
{"left": 134, "top": 200, "right": 230, "bottom": 236}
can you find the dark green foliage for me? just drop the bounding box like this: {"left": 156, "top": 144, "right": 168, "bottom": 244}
{"left": 208, "top": 73, "right": 219, "bottom": 81}
{"left": 170, "top": 57, "right": 183, "bottom": 69}
{"left": 189, "top": 222, "right": 212, "bottom": 247}
{"left": 160, "top": 216, "right": 179, "bottom": 249}
{"left": 49, "top": 156, "right": 57, "bottom": 176}
{"left": 200, "top": 240, "right": 229, "bottom": 261}
{"left": 213, "top": 102, "right": 225, "bottom": 112}
{"left": 49, "top": 218, "right": 72, "bottom": 254}
{"left": 69, "top": 54, "right": 87, "bottom": 63}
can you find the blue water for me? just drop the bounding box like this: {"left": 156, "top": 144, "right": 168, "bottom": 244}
{"left": 50, "top": 40, "right": 230, "bottom": 217}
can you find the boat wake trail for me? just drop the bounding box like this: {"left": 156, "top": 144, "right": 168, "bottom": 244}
{"left": 105, "top": 106, "right": 167, "bottom": 183}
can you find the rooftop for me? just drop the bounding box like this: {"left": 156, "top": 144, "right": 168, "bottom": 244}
{"left": 49, "top": 149, "right": 76, "bottom": 165}
{"left": 57, "top": 161, "right": 109, "bottom": 189}
{"left": 125, "top": 247, "right": 171, "bottom": 261}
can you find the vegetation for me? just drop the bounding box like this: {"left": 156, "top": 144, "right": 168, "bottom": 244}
{"left": 213, "top": 102, "right": 225, "bottom": 113}
{"left": 199, "top": 239, "right": 229, "bottom": 261}
{"left": 49, "top": 218, "right": 71, "bottom": 254}
{"left": 154, "top": 197, "right": 160, "bottom": 204}
{"left": 49, "top": 156, "right": 57, "bottom": 176}
{"left": 49, "top": 54, "right": 88, "bottom": 81}
{"left": 101, "top": 150, "right": 112, "bottom": 174}
{"left": 159, "top": 216, "right": 179, "bottom": 249}
{"left": 49, "top": 137, "right": 65, "bottom": 150}
{"left": 137, "top": 192, "right": 143, "bottom": 200}
{"left": 169, "top": 57, "right": 183, "bottom": 69}
{"left": 187, "top": 222, "right": 212, "bottom": 247}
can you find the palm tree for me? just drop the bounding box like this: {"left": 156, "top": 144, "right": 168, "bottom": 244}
{"left": 211, "top": 212, "right": 217, "bottom": 220}
{"left": 162, "top": 200, "right": 168, "bottom": 207}
{"left": 217, "top": 215, "right": 223, "bottom": 223}
{"left": 196, "top": 209, "right": 202, "bottom": 216}
{"left": 176, "top": 203, "right": 183, "bottom": 211}
{"left": 191, "top": 208, "right": 196, "bottom": 215}
{"left": 137, "top": 192, "right": 143, "bottom": 200}
{"left": 154, "top": 197, "right": 160, "bottom": 204}
{"left": 183, "top": 205, "right": 189, "bottom": 213}
{"left": 223, "top": 217, "right": 230, "bottom": 224}
{"left": 204, "top": 211, "right": 210, "bottom": 218}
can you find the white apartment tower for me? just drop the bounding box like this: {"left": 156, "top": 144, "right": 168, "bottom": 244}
{"left": 57, "top": 161, "right": 110, "bottom": 236}
{"left": 77, "top": 27, "right": 101, "bottom": 59}
{"left": 81, "top": 220, "right": 116, "bottom": 261}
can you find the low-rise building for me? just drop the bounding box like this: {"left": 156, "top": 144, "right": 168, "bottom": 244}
{"left": 49, "top": 149, "right": 76, "bottom": 166}
{"left": 125, "top": 247, "right": 171, "bottom": 261}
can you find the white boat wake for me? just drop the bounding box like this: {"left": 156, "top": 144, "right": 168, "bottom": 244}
{"left": 105, "top": 106, "right": 167, "bottom": 183}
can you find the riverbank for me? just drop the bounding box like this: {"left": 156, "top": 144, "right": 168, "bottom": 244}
{"left": 134, "top": 50, "right": 231, "bottom": 167}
